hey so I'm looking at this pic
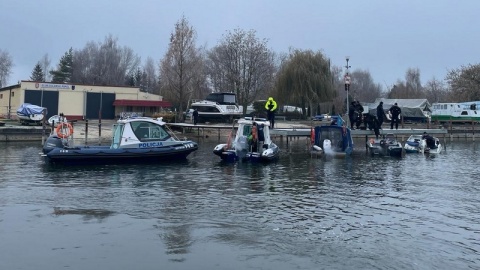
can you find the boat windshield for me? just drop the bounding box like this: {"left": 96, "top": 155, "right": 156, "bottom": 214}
{"left": 131, "top": 121, "right": 171, "bottom": 141}
{"left": 111, "top": 123, "right": 124, "bottom": 149}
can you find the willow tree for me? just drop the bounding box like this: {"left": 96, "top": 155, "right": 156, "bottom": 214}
{"left": 207, "top": 29, "right": 276, "bottom": 113}
{"left": 274, "top": 49, "right": 335, "bottom": 117}
{"left": 160, "top": 15, "right": 205, "bottom": 117}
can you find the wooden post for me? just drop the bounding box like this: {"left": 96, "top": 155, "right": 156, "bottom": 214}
{"left": 473, "top": 121, "right": 475, "bottom": 141}
{"left": 41, "top": 110, "right": 46, "bottom": 145}
{"left": 85, "top": 119, "right": 89, "bottom": 145}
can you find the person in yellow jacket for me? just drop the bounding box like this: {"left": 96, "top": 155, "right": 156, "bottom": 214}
{"left": 264, "top": 97, "right": 278, "bottom": 128}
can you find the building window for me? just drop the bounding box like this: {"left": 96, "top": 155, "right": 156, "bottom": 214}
{"left": 11, "top": 92, "right": 14, "bottom": 97}
{"left": 0, "top": 94, "right": 2, "bottom": 99}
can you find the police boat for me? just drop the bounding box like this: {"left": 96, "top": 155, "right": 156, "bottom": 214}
{"left": 42, "top": 117, "right": 198, "bottom": 165}
{"left": 213, "top": 117, "right": 279, "bottom": 162}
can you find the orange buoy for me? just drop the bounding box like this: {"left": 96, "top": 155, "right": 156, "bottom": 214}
{"left": 56, "top": 122, "right": 73, "bottom": 138}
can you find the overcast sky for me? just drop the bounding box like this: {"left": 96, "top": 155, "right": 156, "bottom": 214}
{"left": 2, "top": 0, "right": 479, "bottom": 90}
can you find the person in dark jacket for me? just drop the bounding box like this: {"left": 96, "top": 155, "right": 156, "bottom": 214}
{"left": 192, "top": 109, "right": 199, "bottom": 125}
{"left": 376, "top": 101, "right": 384, "bottom": 129}
{"left": 389, "top": 103, "right": 402, "bottom": 129}
{"left": 354, "top": 101, "right": 364, "bottom": 129}
{"left": 348, "top": 101, "right": 357, "bottom": 129}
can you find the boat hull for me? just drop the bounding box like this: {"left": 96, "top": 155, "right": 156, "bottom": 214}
{"left": 42, "top": 134, "right": 198, "bottom": 165}
{"left": 213, "top": 146, "right": 279, "bottom": 163}
{"left": 43, "top": 145, "right": 198, "bottom": 165}
{"left": 367, "top": 138, "right": 404, "bottom": 157}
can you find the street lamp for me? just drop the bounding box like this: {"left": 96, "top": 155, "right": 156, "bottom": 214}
{"left": 344, "top": 56, "right": 351, "bottom": 128}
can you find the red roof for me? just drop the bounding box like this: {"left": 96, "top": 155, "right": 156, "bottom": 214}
{"left": 113, "top": 99, "right": 172, "bottom": 107}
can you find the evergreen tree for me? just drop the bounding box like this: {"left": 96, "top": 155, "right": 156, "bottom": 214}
{"left": 50, "top": 48, "right": 73, "bottom": 83}
{"left": 30, "top": 62, "right": 44, "bottom": 81}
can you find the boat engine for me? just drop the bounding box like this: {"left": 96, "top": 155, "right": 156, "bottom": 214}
{"left": 42, "top": 135, "right": 64, "bottom": 154}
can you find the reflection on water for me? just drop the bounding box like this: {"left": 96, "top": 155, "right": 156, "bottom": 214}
{"left": 0, "top": 140, "right": 479, "bottom": 269}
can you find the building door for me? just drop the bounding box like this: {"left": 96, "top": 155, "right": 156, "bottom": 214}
{"left": 24, "top": 90, "right": 59, "bottom": 118}
{"left": 86, "top": 92, "right": 115, "bottom": 119}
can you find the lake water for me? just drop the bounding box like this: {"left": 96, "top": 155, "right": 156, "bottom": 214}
{"left": 0, "top": 139, "right": 478, "bottom": 270}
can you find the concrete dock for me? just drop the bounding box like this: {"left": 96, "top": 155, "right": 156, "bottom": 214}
{"left": 0, "top": 119, "right": 477, "bottom": 144}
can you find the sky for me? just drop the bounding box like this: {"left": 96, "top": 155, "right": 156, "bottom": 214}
{"left": 1, "top": 0, "right": 480, "bottom": 90}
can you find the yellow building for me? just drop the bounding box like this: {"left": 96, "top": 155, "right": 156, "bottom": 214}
{"left": 0, "top": 81, "right": 172, "bottom": 120}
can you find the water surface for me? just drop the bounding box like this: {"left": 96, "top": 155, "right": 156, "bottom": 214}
{"left": 0, "top": 140, "right": 478, "bottom": 270}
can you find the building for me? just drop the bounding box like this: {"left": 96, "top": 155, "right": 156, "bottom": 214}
{"left": 0, "top": 81, "right": 172, "bottom": 120}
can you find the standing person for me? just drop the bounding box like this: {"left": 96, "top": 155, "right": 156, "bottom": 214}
{"left": 373, "top": 116, "right": 380, "bottom": 139}
{"left": 348, "top": 101, "right": 356, "bottom": 129}
{"left": 192, "top": 109, "right": 199, "bottom": 125}
{"left": 389, "top": 102, "right": 402, "bottom": 130}
{"left": 264, "top": 97, "right": 278, "bottom": 129}
{"left": 376, "top": 101, "right": 384, "bottom": 129}
{"left": 354, "top": 101, "right": 364, "bottom": 129}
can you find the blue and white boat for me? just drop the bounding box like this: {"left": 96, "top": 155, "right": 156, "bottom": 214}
{"left": 213, "top": 117, "right": 279, "bottom": 162}
{"left": 310, "top": 121, "right": 354, "bottom": 158}
{"left": 42, "top": 117, "right": 198, "bottom": 165}
{"left": 404, "top": 134, "right": 424, "bottom": 153}
{"left": 16, "top": 103, "right": 47, "bottom": 125}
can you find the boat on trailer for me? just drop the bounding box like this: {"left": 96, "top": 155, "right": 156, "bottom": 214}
{"left": 190, "top": 92, "right": 243, "bottom": 123}
{"left": 42, "top": 117, "right": 198, "bottom": 165}
{"left": 16, "top": 103, "right": 47, "bottom": 125}
{"left": 213, "top": 117, "right": 279, "bottom": 162}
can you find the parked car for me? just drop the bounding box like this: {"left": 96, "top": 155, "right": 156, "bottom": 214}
{"left": 312, "top": 114, "right": 332, "bottom": 121}
{"left": 47, "top": 115, "right": 68, "bottom": 126}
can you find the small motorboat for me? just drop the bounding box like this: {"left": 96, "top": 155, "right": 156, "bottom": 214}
{"left": 404, "top": 134, "right": 424, "bottom": 153}
{"left": 213, "top": 117, "right": 279, "bottom": 162}
{"left": 420, "top": 134, "right": 443, "bottom": 154}
{"left": 367, "top": 133, "right": 404, "bottom": 157}
{"left": 16, "top": 103, "right": 47, "bottom": 125}
{"left": 310, "top": 122, "right": 354, "bottom": 158}
{"left": 42, "top": 117, "right": 198, "bottom": 165}
{"left": 47, "top": 114, "right": 68, "bottom": 127}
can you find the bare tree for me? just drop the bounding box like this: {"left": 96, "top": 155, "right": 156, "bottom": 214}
{"left": 446, "top": 63, "right": 480, "bottom": 101}
{"left": 160, "top": 15, "right": 205, "bottom": 116}
{"left": 143, "top": 57, "right": 158, "bottom": 94}
{"left": 387, "top": 68, "right": 424, "bottom": 99}
{"left": 350, "top": 69, "right": 382, "bottom": 103}
{"left": 71, "top": 35, "right": 140, "bottom": 86}
{"left": 424, "top": 77, "right": 448, "bottom": 103}
{"left": 207, "top": 28, "right": 276, "bottom": 113}
{"left": 0, "top": 49, "right": 13, "bottom": 87}
{"left": 405, "top": 68, "right": 423, "bottom": 97}
{"left": 40, "top": 53, "right": 51, "bottom": 82}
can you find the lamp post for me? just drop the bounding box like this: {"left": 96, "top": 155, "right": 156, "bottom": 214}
{"left": 344, "top": 56, "right": 351, "bottom": 127}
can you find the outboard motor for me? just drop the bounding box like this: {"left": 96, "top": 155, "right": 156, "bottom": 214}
{"left": 42, "top": 135, "right": 64, "bottom": 154}
{"left": 323, "top": 139, "right": 333, "bottom": 154}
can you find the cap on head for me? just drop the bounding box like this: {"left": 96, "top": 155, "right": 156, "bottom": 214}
{"left": 394, "top": 103, "right": 398, "bottom": 105}
{"left": 268, "top": 97, "right": 273, "bottom": 101}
